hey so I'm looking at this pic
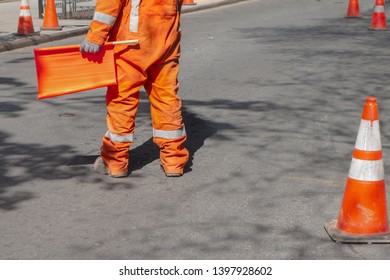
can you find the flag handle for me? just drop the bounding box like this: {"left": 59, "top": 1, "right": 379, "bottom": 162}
{"left": 108, "top": 40, "right": 139, "bottom": 46}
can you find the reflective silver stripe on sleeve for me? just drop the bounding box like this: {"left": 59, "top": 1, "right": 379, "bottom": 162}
{"left": 105, "top": 131, "right": 134, "bottom": 143}
{"left": 93, "top": 12, "right": 116, "bottom": 25}
{"left": 153, "top": 127, "right": 186, "bottom": 139}
{"left": 130, "top": 0, "right": 141, "bottom": 32}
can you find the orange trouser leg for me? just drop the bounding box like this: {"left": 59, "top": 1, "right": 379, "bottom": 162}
{"left": 101, "top": 137, "right": 131, "bottom": 175}
{"left": 155, "top": 135, "right": 189, "bottom": 174}
{"left": 145, "top": 58, "right": 189, "bottom": 173}
{"left": 101, "top": 56, "right": 146, "bottom": 175}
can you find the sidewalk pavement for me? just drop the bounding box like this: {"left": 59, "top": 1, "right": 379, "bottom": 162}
{"left": 0, "top": 0, "right": 247, "bottom": 53}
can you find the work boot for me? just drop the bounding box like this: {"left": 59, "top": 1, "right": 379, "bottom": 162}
{"left": 94, "top": 156, "right": 128, "bottom": 178}
{"left": 160, "top": 164, "right": 183, "bottom": 177}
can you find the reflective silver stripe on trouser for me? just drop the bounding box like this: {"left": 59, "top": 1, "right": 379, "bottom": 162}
{"left": 93, "top": 12, "right": 116, "bottom": 25}
{"left": 153, "top": 126, "right": 186, "bottom": 139}
{"left": 105, "top": 131, "right": 134, "bottom": 143}
{"left": 130, "top": 0, "right": 141, "bottom": 32}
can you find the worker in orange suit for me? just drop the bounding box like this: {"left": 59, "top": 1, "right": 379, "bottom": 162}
{"left": 80, "top": 0, "right": 189, "bottom": 177}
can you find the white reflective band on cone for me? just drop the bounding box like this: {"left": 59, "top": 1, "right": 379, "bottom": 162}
{"left": 375, "top": 6, "right": 385, "bottom": 13}
{"left": 153, "top": 127, "right": 186, "bottom": 139}
{"left": 130, "top": 0, "right": 141, "bottom": 32}
{"left": 19, "top": 10, "right": 31, "bottom": 16}
{"left": 105, "top": 131, "right": 134, "bottom": 143}
{"left": 93, "top": 12, "right": 116, "bottom": 25}
{"left": 349, "top": 158, "right": 384, "bottom": 181}
{"left": 355, "top": 120, "right": 382, "bottom": 151}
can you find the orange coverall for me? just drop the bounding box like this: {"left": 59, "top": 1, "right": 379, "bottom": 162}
{"left": 86, "top": 0, "right": 189, "bottom": 176}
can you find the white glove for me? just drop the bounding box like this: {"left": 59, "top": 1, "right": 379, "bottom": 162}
{"left": 80, "top": 39, "right": 101, "bottom": 53}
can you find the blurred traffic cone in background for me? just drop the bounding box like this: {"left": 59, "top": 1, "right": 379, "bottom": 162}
{"left": 325, "top": 96, "right": 390, "bottom": 243}
{"left": 183, "top": 0, "right": 197, "bottom": 5}
{"left": 41, "top": 0, "right": 62, "bottom": 30}
{"left": 369, "top": 0, "right": 386, "bottom": 30}
{"left": 346, "top": 0, "right": 361, "bottom": 18}
{"left": 16, "top": 0, "right": 35, "bottom": 35}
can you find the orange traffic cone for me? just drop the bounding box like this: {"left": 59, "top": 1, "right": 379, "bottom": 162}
{"left": 346, "top": 0, "right": 361, "bottom": 18}
{"left": 183, "top": 0, "right": 197, "bottom": 5}
{"left": 369, "top": 0, "right": 386, "bottom": 30}
{"left": 325, "top": 97, "right": 390, "bottom": 243}
{"left": 41, "top": 0, "right": 62, "bottom": 31}
{"left": 16, "top": 0, "right": 35, "bottom": 35}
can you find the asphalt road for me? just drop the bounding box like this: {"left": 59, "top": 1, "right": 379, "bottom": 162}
{"left": 1, "top": 0, "right": 390, "bottom": 259}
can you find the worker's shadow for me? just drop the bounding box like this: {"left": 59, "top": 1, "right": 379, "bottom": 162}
{"left": 68, "top": 108, "right": 216, "bottom": 175}
{"left": 129, "top": 108, "right": 216, "bottom": 173}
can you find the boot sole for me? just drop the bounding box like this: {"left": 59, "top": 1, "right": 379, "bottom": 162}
{"left": 94, "top": 157, "right": 128, "bottom": 178}
{"left": 160, "top": 165, "right": 182, "bottom": 177}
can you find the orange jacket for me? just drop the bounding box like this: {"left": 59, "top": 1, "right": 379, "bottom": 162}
{"left": 86, "top": 0, "right": 182, "bottom": 45}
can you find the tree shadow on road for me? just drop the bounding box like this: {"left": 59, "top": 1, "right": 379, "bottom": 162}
{"left": 0, "top": 95, "right": 226, "bottom": 211}
{"left": 0, "top": 131, "right": 91, "bottom": 210}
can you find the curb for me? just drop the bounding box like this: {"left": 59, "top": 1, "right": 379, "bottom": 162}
{"left": 0, "top": 27, "right": 89, "bottom": 53}
{"left": 0, "top": 0, "right": 250, "bottom": 53}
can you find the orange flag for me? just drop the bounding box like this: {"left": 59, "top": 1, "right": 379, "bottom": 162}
{"left": 34, "top": 40, "right": 138, "bottom": 100}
